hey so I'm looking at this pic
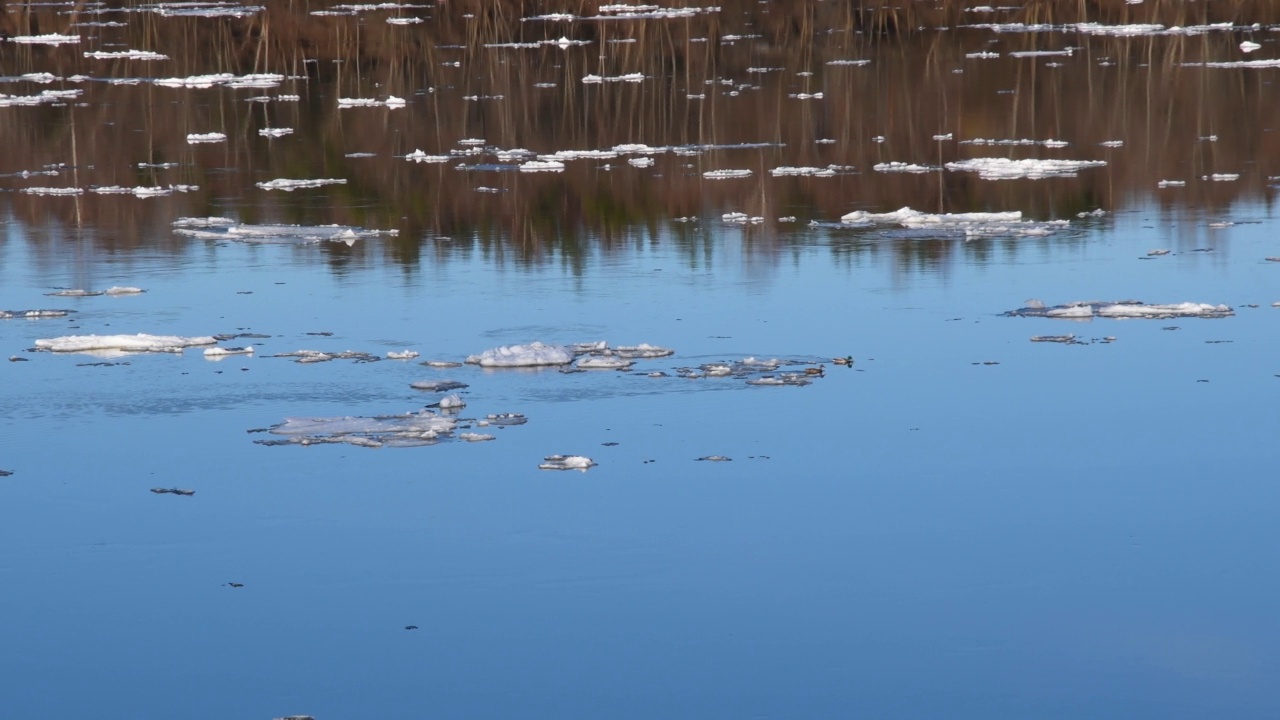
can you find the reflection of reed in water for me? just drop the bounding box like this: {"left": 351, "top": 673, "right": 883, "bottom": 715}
{"left": 2, "top": 0, "right": 1280, "bottom": 270}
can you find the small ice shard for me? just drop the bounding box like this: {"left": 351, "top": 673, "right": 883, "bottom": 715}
{"left": 104, "top": 286, "right": 145, "bottom": 295}
{"left": 46, "top": 289, "right": 101, "bottom": 297}
{"left": 790, "top": 92, "right": 824, "bottom": 100}
{"left": 575, "top": 355, "right": 633, "bottom": 369}
{"left": 1205, "top": 173, "right": 1240, "bottom": 181}
{"left": 568, "top": 340, "right": 609, "bottom": 354}
{"left": 1147, "top": 249, "right": 1171, "bottom": 256}
{"left": 338, "top": 96, "right": 406, "bottom": 109}
{"left": 438, "top": 394, "right": 466, "bottom": 409}
{"left": 203, "top": 346, "right": 254, "bottom": 357}
{"left": 703, "top": 169, "right": 752, "bottom": 179}
{"left": 1158, "top": 179, "right": 1186, "bottom": 188}
{"left": 1030, "top": 334, "right": 1079, "bottom": 343}
{"left": 259, "top": 128, "right": 294, "bottom": 138}
{"left": 539, "top": 455, "right": 596, "bottom": 471}
{"left": 387, "top": 350, "right": 419, "bottom": 360}
{"left": 628, "top": 157, "right": 655, "bottom": 168}
{"left": 696, "top": 455, "right": 732, "bottom": 461}
{"left": 459, "top": 433, "right": 495, "bottom": 442}
{"left": 255, "top": 178, "right": 348, "bottom": 191}
{"left": 465, "top": 342, "right": 572, "bottom": 367}
{"left": 19, "top": 187, "right": 83, "bottom": 196}
{"left": 187, "top": 132, "right": 227, "bottom": 144}
{"left": 35, "top": 333, "right": 217, "bottom": 353}
{"left": 422, "top": 360, "right": 463, "bottom": 368}
{"left": 1241, "top": 41, "right": 1262, "bottom": 52}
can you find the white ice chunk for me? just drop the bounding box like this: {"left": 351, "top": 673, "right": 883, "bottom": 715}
{"left": 35, "top": 333, "right": 217, "bottom": 353}
{"left": 613, "top": 343, "right": 674, "bottom": 358}
{"left": 84, "top": 50, "right": 167, "bottom": 60}
{"left": 187, "top": 132, "right": 227, "bottom": 144}
{"left": 874, "top": 162, "right": 940, "bottom": 173}
{"left": 771, "top": 166, "right": 837, "bottom": 177}
{"left": 465, "top": 342, "right": 573, "bottom": 367}
{"left": 259, "top": 128, "right": 294, "bottom": 138}
{"left": 9, "top": 34, "right": 80, "bottom": 45}
{"left": 438, "top": 394, "right": 466, "bottom": 409}
{"left": 406, "top": 149, "right": 451, "bottom": 163}
{"left": 459, "top": 433, "right": 495, "bottom": 442}
{"left": 703, "top": 169, "right": 752, "bottom": 179}
{"left": 628, "top": 157, "right": 655, "bottom": 168}
{"left": 173, "top": 217, "right": 397, "bottom": 245}
{"left": 519, "top": 160, "right": 565, "bottom": 172}
{"left": 386, "top": 350, "right": 419, "bottom": 360}
{"left": 104, "top": 286, "right": 145, "bottom": 295}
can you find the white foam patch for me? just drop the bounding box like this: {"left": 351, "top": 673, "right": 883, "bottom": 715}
{"left": 945, "top": 157, "right": 1106, "bottom": 179}
{"left": 35, "top": 333, "right": 217, "bottom": 353}
{"left": 466, "top": 342, "right": 573, "bottom": 367}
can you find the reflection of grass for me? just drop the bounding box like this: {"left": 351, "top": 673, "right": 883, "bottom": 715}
{"left": 2, "top": 0, "right": 1279, "bottom": 272}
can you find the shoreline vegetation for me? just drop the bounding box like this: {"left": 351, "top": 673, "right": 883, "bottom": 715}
{"left": 3, "top": 1, "right": 1280, "bottom": 266}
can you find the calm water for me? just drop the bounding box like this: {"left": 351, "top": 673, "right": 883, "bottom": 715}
{"left": 3, "top": 2, "right": 1280, "bottom": 718}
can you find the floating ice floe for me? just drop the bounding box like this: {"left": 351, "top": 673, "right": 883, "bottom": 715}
{"left": 90, "top": 185, "right": 196, "bottom": 198}
{"left": 944, "top": 157, "right": 1106, "bottom": 180}
{"left": 156, "top": 73, "right": 283, "bottom": 89}
{"left": 84, "top": 50, "right": 168, "bottom": 60}
{"left": 789, "top": 92, "right": 823, "bottom": 100}
{"left": 406, "top": 150, "right": 450, "bottom": 163}
{"left": 1241, "top": 41, "right": 1262, "bottom": 53}
{"left": 459, "top": 433, "right": 495, "bottom": 442}
{"left": 268, "top": 350, "right": 381, "bottom": 364}
{"left": 703, "top": 169, "right": 752, "bottom": 179}
{"left": 187, "top": 132, "right": 227, "bottom": 144}
{"left": 256, "top": 178, "right": 348, "bottom": 191}
{"left": 541, "top": 149, "right": 619, "bottom": 161}
{"left": 772, "top": 166, "right": 838, "bottom": 177}
{"left": 0, "top": 89, "right": 83, "bottom": 107}
{"left": 966, "top": 52, "right": 1000, "bottom": 59}
{"left": 410, "top": 380, "right": 469, "bottom": 392}
{"left": 34, "top": 333, "right": 217, "bottom": 354}
{"left": 173, "top": 217, "right": 397, "bottom": 245}
{"left": 478, "top": 413, "right": 527, "bottom": 427}
{"left": 1204, "top": 173, "right": 1240, "bottom": 181}
{"left": 1030, "top": 334, "right": 1081, "bottom": 344}
{"left": 960, "top": 138, "right": 1069, "bottom": 148}
{"left": 1194, "top": 59, "right": 1280, "bottom": 69}
{"left": 466, "top": 342, "right": 573, "bottom": 367}
{"left": 1007, "top": 300, "right": 1234, "bottom": 320}
{"left": 582, "top": 73, "right": 645, "bottom": 84}
{"left": 575, "top": 355, "right": 633, "bottom": 370}
{"left": 259, "top": 411, "right": 459, "bottom": 448}
{"left": 840, "top": 207, "right": 1068, "bottom": 238}
{"left": 874, "top": 162, "right": 940, "bottom": 174}
{"left": 519, "top": 160, "right": 565, "bottom": 172}
{"left": 387, "top": 16, "right": 423, "bottom": 24}
{"left": 152, "top": 4, "right": 264, "bottom": 18}
{"left": 722, "top": 212, "right": 763, "bottom": 225}
{"left": 386, "top": 350, "right": 419, "bottom": 360}
{"left": 1, "top": 309, "right": 74, "bottom": 319}
{"left": 539, "top": 455, "right": 596, "bottom": 471}
{"left": 1009, "top": 49, "right": 1074, "bottom": 58}
{"left": 696, "top": 455, "right": 732, "bottom": 462}
{"left": 259, "top": 128, "right": 293, "bottom": 138}
{"left": 204, "top": 346, "right": 254, "bottom": 357}
{"left": 337, "top": 96, "right": 406, "bottom": 108}
{"left": 438, "top": 394, "right": 466, "bottom": 409}
{"left": 613, "top": 344, "right": 674, "bottom": 358}
{"left": 8, "top": 34, "right": 80, "bottom": 45}
{"left": 1158, "top": 179, "right": 1186, "bottom": 188}
{"left": 826, "top": 59, "right": 871, "bottom": 66}
{"left": 1073, "top": 23, "right": 1165, "bottom": 36}
{"left": 628, "top": 157, "right": 655, "bottom": 168}
{"left": 19, "top": 187, "right": 84, "bottom": 196}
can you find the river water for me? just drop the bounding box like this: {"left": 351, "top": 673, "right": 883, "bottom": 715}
{"left": 2, "top": 2, "right": 1279, "bottom": 718}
